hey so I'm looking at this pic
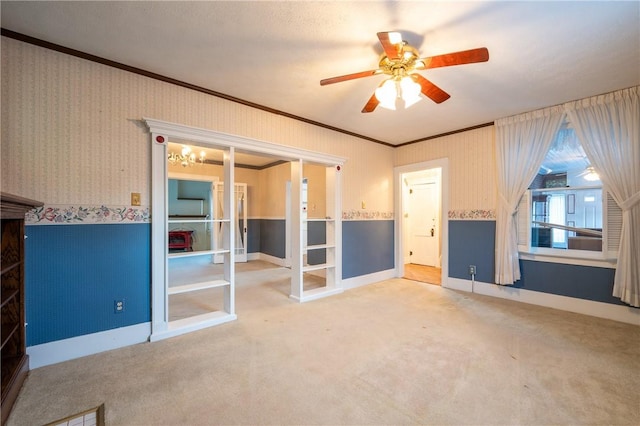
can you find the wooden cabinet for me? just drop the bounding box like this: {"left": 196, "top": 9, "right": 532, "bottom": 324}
{"left": 1, "top": 192, "right": 42, "bottom": 425}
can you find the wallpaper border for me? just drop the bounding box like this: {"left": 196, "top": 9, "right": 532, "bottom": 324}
{"left": 342, "top": 210, "right": 394, "bottom": 220}
{"left": 26, "top": 205, "right": 150, "bottom": 225}
{"left": 448, "top": 209, "right": 496, "bottom": 220}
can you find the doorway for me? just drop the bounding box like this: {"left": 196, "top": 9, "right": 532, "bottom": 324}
{"left": 146, "top": 117, "right": 345, "bottom": 342}
{"left": 394, "top": 159, "right": 449, "bottom": 287}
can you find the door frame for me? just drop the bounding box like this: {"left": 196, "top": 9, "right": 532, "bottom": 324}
{"left": 145, "top": 117, "right": 346, "bottom": 342}
{"left": 394, "top": 158, "right": 449, "bottom": 286}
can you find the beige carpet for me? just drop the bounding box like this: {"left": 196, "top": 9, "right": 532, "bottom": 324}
{"left": 7, "top": 262, "right": 640, "bottom": 425}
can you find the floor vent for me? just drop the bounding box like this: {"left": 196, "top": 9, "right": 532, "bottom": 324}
{"left": 44, "top": 404, "right": 104, "bottom": 426}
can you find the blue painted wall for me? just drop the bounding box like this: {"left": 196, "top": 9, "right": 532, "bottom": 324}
{"left": 24, "top": 224, "right": 151, "bottom": 346}
{"left": 307, "top": 221, "right": 326, "bottom": 265}
{"left": 448, "top": 220, "right": 496, "bottom": 283}
{"left": 343, "top": 220, "right": 394, "bottom": 279}
{"left": 448, "top": 220, "right": 624, "bottom": 305}
{"left": 515, "top": 261, "right": 623, "bottom": 305}
{"left": 247, "top": 218, "right": 260, "bottom": 253}
{"left": 259, "top": 219, "right": 285, "bottom": 259}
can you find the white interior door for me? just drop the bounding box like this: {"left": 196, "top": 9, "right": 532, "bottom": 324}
{"left": 408, "top": 183, "right": 439, "bottom": 266}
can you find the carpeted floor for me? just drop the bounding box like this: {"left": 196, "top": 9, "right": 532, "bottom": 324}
{"left": 7, "top": 262, "right": 640, "bottom": 425}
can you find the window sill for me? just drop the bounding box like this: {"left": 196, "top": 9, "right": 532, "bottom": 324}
{"left": 519, "top": 249, "right": 617, "bottom": 269}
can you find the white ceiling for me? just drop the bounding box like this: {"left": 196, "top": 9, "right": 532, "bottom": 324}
{"left": 2, "top": 1, "right": 639, "bottom": 146}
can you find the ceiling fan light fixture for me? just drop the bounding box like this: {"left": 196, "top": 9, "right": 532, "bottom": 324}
{"left": 583, "top": 166, "right": 600, "bottom": 181}
{"left": 400, "top": 75, "right": 422, "bottom": 107}
{"left": 375, "top": 78, "right": 398, "bottom": 110}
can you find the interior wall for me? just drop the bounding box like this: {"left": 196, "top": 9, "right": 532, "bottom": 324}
{"left": 394, "top": 126, "right": 496, "bottom": 216}
{"left": 394, "top": 122, "right": 624, "bottom": 310}
{"left": 1, "top": 37, "right": 394, "bottom": 215}
{"left": 1, "top": 36, "right": 397, "bottom": 351}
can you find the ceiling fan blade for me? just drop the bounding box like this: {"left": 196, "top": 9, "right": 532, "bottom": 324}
{"left": 377, "top": 31, "right": 403, "bottom": 60}
{"left": 413, "top": 74, "right": 450, "bottom": 104}
{"left": 361, "top": 92, "right": 380, "bottom": 113}
{"left": 320, "top": 69, "right": 380, "bottom": 86}
{"left": 416, "top": 47, "right": 489, "bottom": 70}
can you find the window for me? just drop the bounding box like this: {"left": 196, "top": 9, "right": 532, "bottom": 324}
{"left": 517, "top": 125, "right": 622, "bottom": 263}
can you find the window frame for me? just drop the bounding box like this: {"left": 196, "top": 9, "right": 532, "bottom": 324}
{"left": 517, "top": 186, "right": 619, "bottom": 269}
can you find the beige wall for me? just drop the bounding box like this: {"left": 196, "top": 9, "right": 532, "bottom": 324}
{"left": 394, "top": 126, "right": 497, "bottom": 216}
{"left": 1, "top": 37, "right": 394, "bottom": 217}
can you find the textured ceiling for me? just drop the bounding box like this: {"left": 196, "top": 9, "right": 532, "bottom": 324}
{"left": 2, "top": 1, "right": 639, "bottom": 145}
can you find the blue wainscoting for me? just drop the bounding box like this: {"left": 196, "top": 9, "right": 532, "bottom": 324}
{"left": 448, "top": 220, "right": 624, "bottom": 306}
{"left": 515, "top": 261, "right": 623, "bottom": 305}
{"left": 307, "top": 220, "right": 326, "bottom": 265}
{"left": 448, "top": 220, "right": 496, "bottom": 283}
{"left": 24, "top": 224, "right": 151, "bottom": 346}
{"left": 247, "top": 218, "right": 261, "bottom": 253}
{"left": 342, "top": 220, "right": 394, "bottom": 279}
{"left": 259, "top": 219, "right": 285, "bottom": 259}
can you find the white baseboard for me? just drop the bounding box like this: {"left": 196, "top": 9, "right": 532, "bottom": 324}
{"left": 343, "top": 269, "right": 396, "bottom": 290}
{"left": 250, "top": 252, "right": 288, "bottom": 267}
{"left": 27, "top": 322, "right": 151, "bottom": 369}
{"left": 446, "top": 278, "right": 640, "bottom": 326}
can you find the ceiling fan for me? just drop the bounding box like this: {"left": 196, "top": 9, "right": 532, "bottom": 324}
{"left": 320, "top": 31, "right": 489, "bottom": 113}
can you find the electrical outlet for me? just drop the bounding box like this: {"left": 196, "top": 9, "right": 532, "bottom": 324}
{"left": 469, "top": 265, "right": 476, "bottom": 275}
{"left": 114, "top": 299, "right": 125, "bottom": 313}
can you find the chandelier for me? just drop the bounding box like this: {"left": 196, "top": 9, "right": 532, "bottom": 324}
{"left": 168, "top": 145, "right": 206, "bottom": 167}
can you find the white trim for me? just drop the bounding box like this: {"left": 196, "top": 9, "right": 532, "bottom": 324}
{"left": 394, "top": 159, "right": 449, "bottom": 288}
{"left": 27, "top": 322, "right": 151, "bottom": 369}
{"left": 289, "top": 287, "right": 344, "bottom": 303}
{"left": 519, "top": 252, "right": 617, "bottom": 269}
{"left": 252, "top": 252, "right": 288, "bottom": 267}
{"left": 446, "top": 278, "right": 639, "bottom": 325}
{"left": 342, "top": 268, "right": 396, "bottom": 290}
{"left": 144, "top": 118, "right": 346, "bottom": 166}
{"left": 168, "top": 172, "right": 220, "bottom": 183}
{"left": 147, "top": 118, "right": 346, "bottom": 338}
{"left": 149, "top": 312, "right": 237, "bottom": 342}
{"left": 443, "top": 277, "right": 473, "bottom": 292}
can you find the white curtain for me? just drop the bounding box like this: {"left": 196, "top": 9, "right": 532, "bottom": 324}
{"left": 494, "top": 106, "right": 565, "bottom": 284}
{"left": 565, "top": 86, "right": 640, "bottom": 307}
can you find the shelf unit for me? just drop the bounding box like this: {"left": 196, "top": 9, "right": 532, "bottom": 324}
{"left": 1, "top": 192, "right": 43, "bottom": 425}
{"left": 290, "top": 162, "right": 342, "bottom": 302}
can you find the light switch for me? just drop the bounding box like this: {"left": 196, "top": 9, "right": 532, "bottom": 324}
{"left": 131, "top": 192, "right": 141, "bottom": 206}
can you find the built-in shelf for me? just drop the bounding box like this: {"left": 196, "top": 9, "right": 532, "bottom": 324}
{"left": 305, "top": 244, "right": 335, "bottom": 251}
{"left": 303, "top": 262, "right": 335, "bottom": 272}
{"left": 1, "top": 289, "right": 19, "bottom": 309}
{"left": 168, "top": 218, "right": 229, "bottom": 224}
{"left": 168, "top": 279, "right": 229, "bottom": 295}
{"left": 1, "top": 262, "right": 21, "bottom": 276}
{"left": 168, "top": 249, "right": 229, "bottom": 259}
{"left": 2, "top": 192, "right": 42, "bottom": 425}
{"left": 1, "top": 323, "right": 19, "bottom": 350}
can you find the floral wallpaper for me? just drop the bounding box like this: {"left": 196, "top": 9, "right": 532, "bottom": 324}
{"left": 26, "top": 205, "right": 150, "bottom": 225}
{"left": 448, "top": 209, "right": 496, "bottom": 220}
{"left": 25, "top": 206, "right": 494, "bottom": 224}
{"left": 342, "top": 210, "right": 394, "bottom": 220}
